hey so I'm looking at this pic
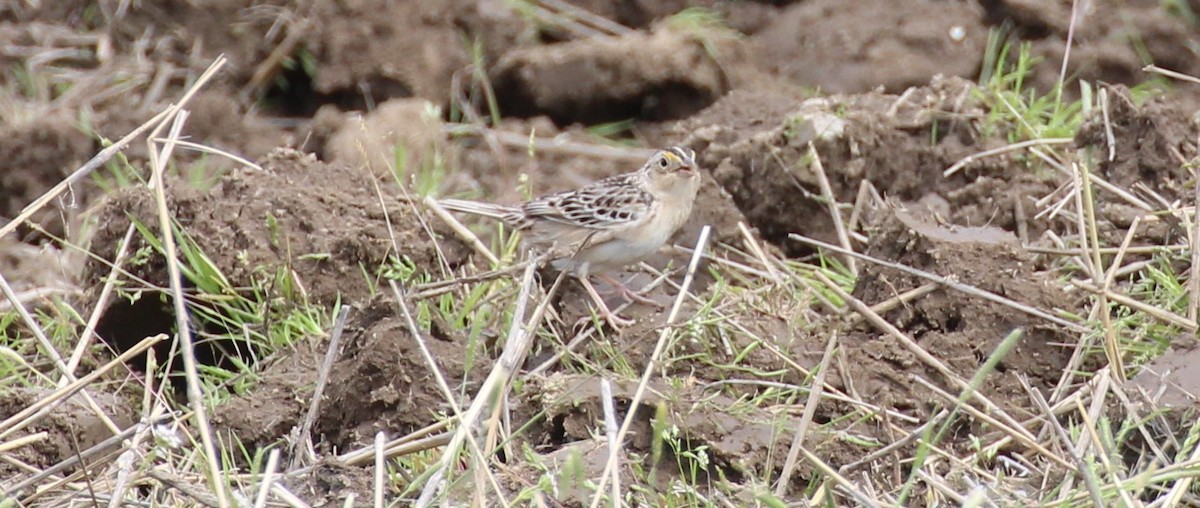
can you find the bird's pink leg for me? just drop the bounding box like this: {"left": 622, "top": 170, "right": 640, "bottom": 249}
{"left": 597, "top": 273, "right": 665, "bottom": 308}
{"left": 577, "top": 275, "right": 634, "bottom": 329}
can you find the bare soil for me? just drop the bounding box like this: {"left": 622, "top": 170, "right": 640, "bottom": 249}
{"left": 2, "top": 0, "right": 1199, "bottom": 504}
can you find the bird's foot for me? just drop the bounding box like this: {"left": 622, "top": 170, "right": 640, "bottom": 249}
{"left": 598, "top": 274, "right": 666, "bottom": 309}
{"left": 573, "top": 310, "right": 634, "bottom": 331}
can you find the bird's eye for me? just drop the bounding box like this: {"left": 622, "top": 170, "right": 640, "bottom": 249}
{"left": 658, "top": 157, "right": 669, "bottom": 168}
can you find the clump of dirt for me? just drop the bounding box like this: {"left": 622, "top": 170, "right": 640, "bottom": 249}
{"left": 754, "top": 0, "right": 988, "bottom": 94}
{"left": 522, "top": 373, "right": 801, "bottom": 496}
{"left": 82, "top": 149, "right": 466, "bottom": 384}
{"left": 0, "top": 389, "right": 135, "bottom": 481}
{"left": 490, "top": 26, "right": 734, "bottom": 125}
{"left": 85, "top": 148, "right": 461, "bottom": 308}
{"left": 315, "top": 297, "right": 492, "bottom": 450}
{"left": 1076, "top": 85, "right": 1199, "bottom": 201}
{"left": 284, "top": 459, "right": 375, "bottom": 507}
{"left": 301, "top": 0, "right": 530, "bottom": 107}
{"left": 0, "top": 112, "right": 95, "bottom": 242}
{"left": 211, "top": 340, "right": 321, "bottom": 452}
{"left": 985, "top": 0, "right": 1200, "bottom": 98}
{"left": 687, "top": 75, "right": 1054, "bottom": 253}
{"left": 321, "top": 98, "right": 452, "bottom": 180}
{"left": 841, "top": 207, "right": 1080, "bottom": 416}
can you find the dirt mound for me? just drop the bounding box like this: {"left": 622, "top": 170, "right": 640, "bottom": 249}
{"left": 843, "top": 207, "right": 1079, "bottom": 414}
{"left": 315, "top": 297, "right": 492, "bottom": 449}
{"left": 1076, "top": 85, "right": 1198, "bottom": 200}
{"left": 85, "top": 148, "right": 459, "bottom": 307}
{"left": 214, "top": 296, "right": 489, "bottom": 454}
{"left": 82, "top": 149, "right": 465, "bottom": 385}
{"left": 0, "top": 389, "right": 135, "bottom": 480}
{"left": 0, "top": 112, "right": 94, "bottom": 242}
{"left": 491, "top": 26, "right": 733, "bottom": 125}
{"left": 687, "top": 76, "right": 1055, "bottom": 253}
{"left": 754, "top": 0, "right": 988, "bottom": 94}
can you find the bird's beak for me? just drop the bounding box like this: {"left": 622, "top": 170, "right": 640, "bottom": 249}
{"left": 677, "top": 165, "right": 694, "bottom": 175}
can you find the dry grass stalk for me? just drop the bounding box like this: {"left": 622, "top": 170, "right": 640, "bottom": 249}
{"left": 944, "top": 137, "right": 1074, "bottom": 177}
{"left": 396, "top": 279, "right": 511, "bottom": 507}
{"left": 289, "top": 305, "right": 352, "bottom": 467}
{"left": 1074, "top": 159, "right": 1127, "bottom": 381}
{"left": 807, "top": 143, "right": 857, "bottom": 276}
{"left": 66, "top": 223, "right": 136, "bottom": 376}
{"left": 1024, "top": 376, "right": 1105, "bottom": 507}
{"left": 148, "top": 108, "right": 229, "bottom": 508}
{"left": 775, "top": 330, "right": 839, "bottom": 495}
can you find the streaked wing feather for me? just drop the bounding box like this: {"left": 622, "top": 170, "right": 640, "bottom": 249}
{"left": 521, "top": 173, "right": 651, "bottom": 229}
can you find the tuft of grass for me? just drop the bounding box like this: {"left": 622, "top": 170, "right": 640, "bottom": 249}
{"left": 664, "top": 7, "right": 740, "bottom": 60}
{"left": 390, "top": 103, "right": 452, "bottom": 198}
{"left": 977, "top": 34, "right": 1084, "bottom": 145}
{"left": 127, "top": 215, "right": 333, "bottom": 400}
{"left": 1105, "top": 252, "right": 1191, "bottom": 365}
{"left": 586, "top": 118, "right": 638, "bottom": 144}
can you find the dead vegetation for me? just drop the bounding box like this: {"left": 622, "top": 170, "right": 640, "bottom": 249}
{"left": 2, "top": 1, "right": 1200, "bottom": 507}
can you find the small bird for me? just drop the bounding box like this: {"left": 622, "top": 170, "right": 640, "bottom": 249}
{"left": 439, "top": 146, "right": 702, "bottom": 327}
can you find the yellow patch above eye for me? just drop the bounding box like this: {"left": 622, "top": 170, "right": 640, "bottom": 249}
{"left": 662, "top": 152, "right": 680, "bottom": 163}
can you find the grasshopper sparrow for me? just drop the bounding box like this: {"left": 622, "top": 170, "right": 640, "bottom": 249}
{"left": 439, "top": 146, "right": 701, "bottom": 327}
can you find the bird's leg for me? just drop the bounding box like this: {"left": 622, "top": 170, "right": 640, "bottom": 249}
{"left": 576, "top": 274, "right": 634, "bottom": 329}
{"left": 597, "top": 273, "right": 665, "bottom": 308}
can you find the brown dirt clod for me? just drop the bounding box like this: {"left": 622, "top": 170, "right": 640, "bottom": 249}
{"left": 1076, "top": 85, "right": 1199, "bottom": 201}
{"left": 754, "top": 0, "right": 988, "bottom": 94}
{"left": 82, "top": 148, "right": 465, "bottom": 386}
{"left": 491, "top": 27, "right": 731, "bottom": 125}
{"left": 0, "top": 390, "right": 135, "bottom": 478}
{"left": 842, "top": 207, "right": 1079, "bottom": 418}
{"left": 0, "top": 112, "right": 94, "bottom": 243}
{"left": 315, "top": 297, "right": 491, "bottom": 450}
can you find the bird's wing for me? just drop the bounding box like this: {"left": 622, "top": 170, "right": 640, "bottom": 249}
{"left": 521, "top": 173, "right": 653, "bottom": 230}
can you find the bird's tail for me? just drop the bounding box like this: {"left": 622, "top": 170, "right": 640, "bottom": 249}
{"left": 436, "top": 199, "right": 519, "bottom": 221}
